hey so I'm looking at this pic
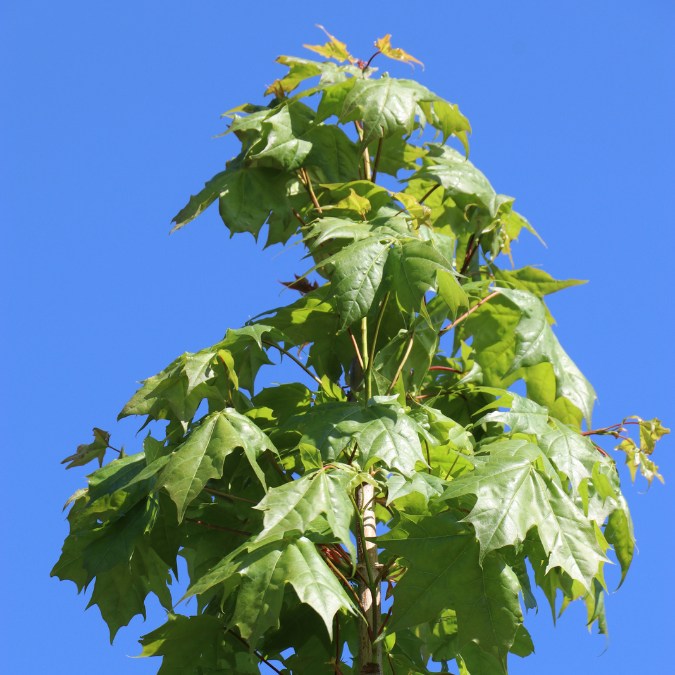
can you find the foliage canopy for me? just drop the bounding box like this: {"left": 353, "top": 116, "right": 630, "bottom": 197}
{"left": 54, "top": 30, "right": 667, "bottom": 674}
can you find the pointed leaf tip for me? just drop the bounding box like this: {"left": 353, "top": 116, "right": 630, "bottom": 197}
{"left": 374, "top": 34, "right": 424, "bottom": 69}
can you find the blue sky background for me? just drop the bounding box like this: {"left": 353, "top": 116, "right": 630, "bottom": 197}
{"left": 2, "top": 1, "right": 673, "bottom": 673}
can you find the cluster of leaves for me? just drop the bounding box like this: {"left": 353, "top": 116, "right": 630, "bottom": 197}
{"left": 54, "top": 30, "right": 667, "bottom": 674}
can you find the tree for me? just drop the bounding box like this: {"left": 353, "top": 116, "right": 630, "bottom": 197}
{"left": 53, "top": 30, "right": 668, "bottom": 674}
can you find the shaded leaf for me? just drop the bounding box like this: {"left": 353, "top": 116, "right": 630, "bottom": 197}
{"left": 604, "top": 496, "right": 635, "bottom": 587}
{"left": 61, "top": 427, "right": 110, "bottom": 469}
{"left": 139, "top": 614, "right": 259, "bottom": 674}
{"left": 159, "top": 409, "right": 273, "bottom": 519}
{"left": 499, "top": 288, "right": 596, "bottom": 423}
{"left": 381, "top": 513, "right": 522, "bottom": 662}
{"left": 187, "top": 537, "right": 354, "bottom": 642}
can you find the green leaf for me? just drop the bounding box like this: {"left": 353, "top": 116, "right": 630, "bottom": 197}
{"left": 385, "top": 472, "right": 445, "bottom": 505}
{"left": 327, "top": 236, "right": 392, "bottom": 330}
{"left": 265, "top": 55, "right": 324, "bottom": 96}
{"left": 170, "top": 169, "right": 229, "bottom": 232}
{"left": 494, "top": 266, "right": 585, "bottom": 300}
{"left": 416, "top": 144, "right": 509, "bottom": 218}
{"left": 247, "top": 102, "right": 314, "bottom": 170}
{"left": 604, "top": 495, "right": 635, "bottom": 587}
{"left": 319, "top": 77, "right": 466, "bottom": 147}
{"left": 187, "top": 537, "right": 354, "bottom": 642}
{"left": 441, "top": 439, "right": 607, "bottom": 590}
{"left": 476, "top": 391, "right": 551, "bottom": 436}
{"left": 138, "top": 614, "right": 259, "bottom": 674}
{"left": 82, "top": 499, "right": 156, "bottom": 576}
{"left": 87, "top": 452, "right": 167, "bottom": 503}
{"left": 464, "top": 289, "right": 596, "bottom": 423}
{"left": 381, "top": 513, "right": 522, "bottom": 662}
{"left": 384, "top": 240, "right": 459, "bottom": 315}
{"left": 539, "top": 418, "right": 604, "bottom": 492}
{"left": 87, "top": 562, "right": 149, "bottom": 642}
{"left": 304, "top": 124, "right": 361, "bottom": 183}
{"left": 369, "top": 135, "right": 426, "bottom": 177}
{"left": 61, "top": 427, "right": 110, "bottom": 469}
{"left": 616, "top": 416, "right": 669, "bottom": 484}
{"left": 294, "top": 400, "right": 427, "bottom": 475}
{"left": 254, "top": 467, "right": 356, "bottom": 555}
{"left": 172, "top": 160, "right": 301, "bottom": 241}
{"left": 374, "top": 34, "right": 424, "bottom": 68}
{"left": 499, "top": 288, "right": 596, "bottom": 423}
{"left": 159, "top": 409, "right": 273, "bottom": 519}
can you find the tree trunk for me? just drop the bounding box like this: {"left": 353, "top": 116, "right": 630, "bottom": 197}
{"left": 357, "top": 481, "right": 382, "bottom": 674}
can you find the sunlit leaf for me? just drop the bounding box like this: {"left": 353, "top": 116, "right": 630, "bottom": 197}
{"left": 374, "top": 34, "right": 423, "bottom": 68}
{"left": 441, "top": 439, "right": 607, "bottom": 590}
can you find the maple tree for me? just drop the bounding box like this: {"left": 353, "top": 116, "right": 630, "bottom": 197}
{"left": 54, "top": 29, "right": 668, "bottom": 674}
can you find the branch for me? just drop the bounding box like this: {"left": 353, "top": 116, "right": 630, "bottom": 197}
{"left": 354, "top": 121, "right": 372, "bottom": 181}
{"left": 366, "top": 292, "right": 390, "bottom": 397}
{"left": 428, "top": 365, "right": 462, "bottom": 373}
{"left": 334, "top": 615, "right": 343, "bottom": 674}
{"left": 459, "top": 233, "right": 480, "bottom": 275}
{"left": 298, "top": 167, "right": 323, "bottom": 214}
{"left": 361, "top": 317, "right": 371, "bottom": 400}
{"left": 227, "top": 630, "right": 285, "bottom": 674}
{"left": 418, "top": 183, "right": 441, "bottom": 205}
{"left": 185, "top": 518, "right": 251, "bottom": 537}
{"left": 439, "top": 291, "right": 500, "bottom": 335}
{"left": 262, "top": 339, "right": 323, "bottom": 387}
{"left": 371, "top": 137, "right": 383, "bottom": 183}
{"left": 203, "top": 487, "right": 257, "bottom": 504}
{"left": 348, "top": 328, "right": 365, "bottom": 371}
{"left": 292, "top": 208, "right": 308, "bottom": 228}
{"left": 387, "top": 331, "right": 415, "bottom": 395}
{"left": 362, "top": 50, "right": 381, "bottom": 71}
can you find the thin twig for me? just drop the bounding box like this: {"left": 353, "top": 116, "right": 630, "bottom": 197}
{"left": 361, "top": 317, "right": 371, "bottom": 400}
{"left": 362, "top": 50, "right": 382, "bottom": 71}
{"left": 387, "top": 331, "right": 415, "bottom": 394}
{"left": 393, "top": 183, "right": 441, "bottom": 218}
{"left": 203, "top": 487, "right": 257, "bottom": 504}
{"left": 418, "top": 183, "right": 441, "bottom": 205}
{"left": 227, "top": 630, "right": 284, "bottom": 674}
{"left": 262, "top": 339, "right": 323, "bottom": 387}
{"left": 460, "top": 233, "right": 479, "bottom": 275}
{"left": 323, "top": 556, "right": 368, "bottom": 621}
{"left": 354, "top": 121, "right": 372, "bottom": 180}
{"left": 267, "top": 454, "right": 291, "bottom": 483}
{"left": 292, "top": 208, "right": 308, "bottom": 228}
{"left": 298, "top": 167, "right": 323, "bottom": 213}
{"left": 348, "top": 328, "right": 365, "bottom": 371}
{"left": 371, "top": 137, "right": 383, "bottom": 183}
{"left": 439, "top": 291, "right": 500, "bottom": 335}
{"left": 334, "top": 615, "right": 342, "bottom": 674}
{"left": 185, "top": 518, "right": 251, "bottom": 537}
{"left": 428, "top": 365, "right": 462, "bottom": 373}
{"left": 366, "top": 292, "right": 389, "bottom": 398}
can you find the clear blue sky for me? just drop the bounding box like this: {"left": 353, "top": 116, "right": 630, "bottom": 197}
{"left": 2, "top": 1, "right": 673, "bottom": 673}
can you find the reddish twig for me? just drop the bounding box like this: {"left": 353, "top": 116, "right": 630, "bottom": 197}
{"left": 439, "top": 291, "right": 500, "bottom": 335}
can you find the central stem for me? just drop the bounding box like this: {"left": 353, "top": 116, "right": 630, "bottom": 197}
{"left": 356, "top": 481, "right": 382, "bottom": 674}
